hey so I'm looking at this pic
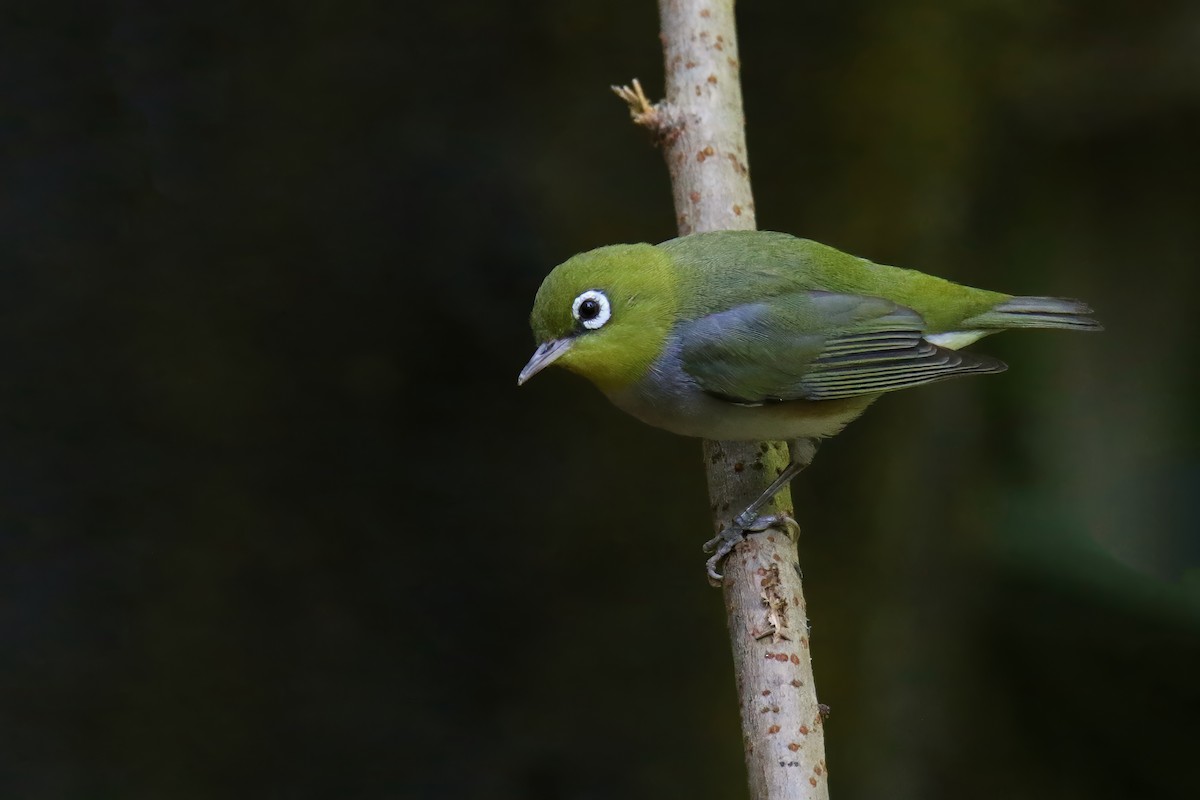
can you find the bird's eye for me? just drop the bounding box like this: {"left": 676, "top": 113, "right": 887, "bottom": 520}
{"left": 571, "top": 290, "right": 611, "bottom": 330}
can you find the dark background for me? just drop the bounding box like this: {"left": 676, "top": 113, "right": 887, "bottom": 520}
{"left": 3, "top": 1, "right": 1199, "bottom": 798}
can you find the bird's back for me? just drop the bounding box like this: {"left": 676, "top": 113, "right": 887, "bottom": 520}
{"left": 658, "top": 230, "right": 1009, "bottom": 333}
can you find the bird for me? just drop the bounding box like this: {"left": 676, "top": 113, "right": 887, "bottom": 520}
{"left": 518, "top": 230, "right": 1101, "bottom": 580}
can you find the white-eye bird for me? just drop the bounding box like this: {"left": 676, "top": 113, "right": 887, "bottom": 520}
{"left": 518, "top": 230, "right": 1100, "bottom": 580}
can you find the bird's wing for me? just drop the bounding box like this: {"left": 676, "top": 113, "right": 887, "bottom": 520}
{"left": 678, "top": 291, "right": 1006, "bottom": 403}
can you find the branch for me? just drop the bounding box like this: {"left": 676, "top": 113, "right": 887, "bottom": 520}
{"left": 616, "top": 2, "right": 831, "bottom": 798}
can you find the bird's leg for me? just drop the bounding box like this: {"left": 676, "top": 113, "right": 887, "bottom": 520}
{"left": 704, "top": 438, "right": 820, "bottom": 583}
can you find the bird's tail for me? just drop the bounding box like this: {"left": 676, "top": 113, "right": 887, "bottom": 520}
{"left": 962, "top": 296, "right": 1103, "bottom": 332}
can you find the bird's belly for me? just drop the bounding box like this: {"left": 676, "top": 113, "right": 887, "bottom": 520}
{"left": 607, "top": 369, "right": 875, "bottom": 442}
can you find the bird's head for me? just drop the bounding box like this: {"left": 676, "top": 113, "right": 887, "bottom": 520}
{"left": 519, "top": 243, "right": 678, "bottom": 393}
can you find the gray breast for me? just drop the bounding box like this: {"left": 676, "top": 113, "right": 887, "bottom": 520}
{"left": 604, "top": 335, "right": 870, "bottom": 442}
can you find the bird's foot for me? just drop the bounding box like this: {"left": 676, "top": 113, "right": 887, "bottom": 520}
{"left": 703, "top": 512, "right": 800, "bottom": 585}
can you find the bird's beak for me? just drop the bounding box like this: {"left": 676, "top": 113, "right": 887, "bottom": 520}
{"left": 517, "top": 338, "right": 573, "bottom": 386}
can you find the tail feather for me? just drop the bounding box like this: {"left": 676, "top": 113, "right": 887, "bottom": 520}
{"left": 963, "top": 296, "right": 1103, "bottom": 332}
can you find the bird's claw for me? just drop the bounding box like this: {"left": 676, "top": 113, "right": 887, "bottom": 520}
{"left": 703, "top": 513, "right": 800, "bottom": 585}
{"left": 748, "top": 513, "right": 801, "bottom": 538}
{"left": 705, "top": 533, "right": 741, "bottom": 584}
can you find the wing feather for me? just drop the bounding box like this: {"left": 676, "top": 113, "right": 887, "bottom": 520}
{"left": 679, "top": 291, "right": 1006, "bottom": 404}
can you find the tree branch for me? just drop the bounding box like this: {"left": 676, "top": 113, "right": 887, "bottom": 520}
{"left": 615, "top": 2, "right": 831, "bottom": 797}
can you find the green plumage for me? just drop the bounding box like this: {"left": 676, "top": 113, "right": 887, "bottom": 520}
{"left": 678, "top": 292, "right": 1007, "bottom": 402}
{"left": 521, "top": 230, "right": 1100, "bottom": 442}
{"left": 660, "top": 231, "right": 1009, "bottom": 329}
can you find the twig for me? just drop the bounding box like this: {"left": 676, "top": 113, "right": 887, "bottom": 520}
{"left": 615, "top": 2, "right": 831, "bottom": 798}
{"left": 611, "top": 78, "right": 681, "bottom": 144}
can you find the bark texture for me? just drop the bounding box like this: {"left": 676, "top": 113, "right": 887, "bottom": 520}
{"left": 616, "top": 2, "right": 831, "bottom": 797}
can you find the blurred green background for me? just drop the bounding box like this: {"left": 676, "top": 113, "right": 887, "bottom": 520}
{"left": 3, "top": 0, "right": 1198, "bottom": 798}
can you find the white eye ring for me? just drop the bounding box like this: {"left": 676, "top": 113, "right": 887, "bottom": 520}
{"left": 571, "top": 290, "right": 612, "bottom": 330}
